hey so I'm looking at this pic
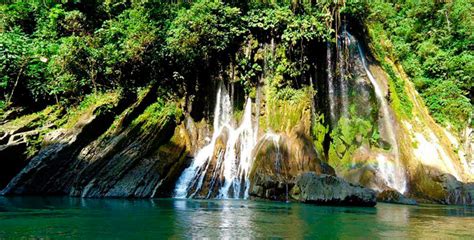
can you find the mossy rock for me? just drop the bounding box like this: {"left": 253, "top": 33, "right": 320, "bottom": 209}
{"left": 408, "top": 164, "right": 473, "bottom": 204}
{"left": 249, "top": 129, "right": 334, "bottom": 201}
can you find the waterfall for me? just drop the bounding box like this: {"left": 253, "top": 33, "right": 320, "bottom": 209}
{"left": 353, "top": 35, "right": 407, "bottom": 194}
{"left": 327, "top": 43, "right": 337, "bottom": 125}
{"left": 329, "top": 24, "right": 351, "bottom": 123}
{"left": 219, "top": 98, "right": 255, "bottom": 198}
{"left": 337, "top": 25, "right": 350, "bottom": 118}
{"left": 262, "top": 132, "right": 289, "bottom": 202}
{"left": 174, "top": 84, "right": 257, "bottom": 199}
{"left": 263, "top": 133, "right": 282, "bottom": 174}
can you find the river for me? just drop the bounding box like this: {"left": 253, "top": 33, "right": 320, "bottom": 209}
{"left": 0, "top": 197, "right": 473, "bottom": 239}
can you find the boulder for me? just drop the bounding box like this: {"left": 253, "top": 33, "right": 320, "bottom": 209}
{"left": 291, "top": 172, "right": 377, "bottom": 207}
{"left": 409, "top": 166, "right": 473, "bottom": 205}
{"left": 377, "top": 189, "right": 417, "bottom": 205}
{"left": 249, "top": 131, "right": 334, "bottom": 201}
{"left": 435, "top": 173, "right": 473, "bottom": 205}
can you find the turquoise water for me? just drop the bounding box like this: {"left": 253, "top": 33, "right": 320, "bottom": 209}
{"left": 0, "top": 197, "right": 473, "bottom": 239}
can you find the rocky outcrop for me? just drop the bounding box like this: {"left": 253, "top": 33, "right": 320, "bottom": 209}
{"left": 429, "top": 172, "right": 473, "bottom": 205}
{"left": 408, "top": 165, "right": 474, "bottom": 205}
{"left": 377, "top": 190, "right": 417, "bottom": 205}
{"left": 291, "top": 172, "right": 377, "bottom": 206}
{"left": 0, "top": 140, "right": 28, "bottom": 189}
{"left": 1, "top": 100, "right": 127, "bottom": 195}
{"left": 0, "top": 46, "right": 471, "bottom": 205}
{"left": 248, "top": 132, "right": 378, "bottom": 207}
{"left": 249, "top": 129, "right": 334, "bottom": 201}
{"left": 70, "top": 122, "right": 189, "bottom": 198}
{"left": 0, "top": 107, "right": 59, "bottom": 189}
{"left": 1, "top": 88, "right": 190, "bottom": 198}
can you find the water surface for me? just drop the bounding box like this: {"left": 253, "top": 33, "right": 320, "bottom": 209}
{"left": 0, "top": 197, "right": 473, "bottom": 239}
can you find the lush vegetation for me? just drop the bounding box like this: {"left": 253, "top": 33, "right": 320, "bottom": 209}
{"left": 366, "top": 0, "right": 473, "bottom": 130}
{"left": 0, "top": 1, "right": 337, "bottom": 110}
{"left": 1, "top": 0, "right": 471, "bottom": 132}
{"left": 1, "top": 1, "right": 169, "bottom": 109}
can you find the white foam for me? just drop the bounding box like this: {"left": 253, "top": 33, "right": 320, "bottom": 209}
{"left": 174, "top": 84, "right": 257, "bottom": 199}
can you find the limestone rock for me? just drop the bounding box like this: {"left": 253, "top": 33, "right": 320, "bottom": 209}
{"left": 0, "top": 141, "right": 28, "bottom": 189}
{"left": 409, "top": 166, "right": 474, "bottom": 205}
{"left": 0, "top": 87, "right": 189, "bottom": 199}
{"left": 249, "top": 132, "right": 334, "bottom": 201}
{"left": 292, "top": 172, "right": 377, "bottom": 207}
{"left": 377, "top": 189, "right": 417, "bottom": 205}
{"left": 434, "top": 173, "right": 473, "bottom": 205}
{"left": 1, "top": 103, "right": 122, "bottom": 195}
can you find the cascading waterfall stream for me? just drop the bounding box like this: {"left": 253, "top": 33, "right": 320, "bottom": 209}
{"left": 219, "top": 98, "right": 255, "bottom": 198}
{"left": 337, "top": 25, "right": 350, "bottom": 118}
{"left": 326, "top": 43, "right": 337, "bottom": 125}
{"left": 263, "top": 132, "right": 288, "bottom": 202}
{"left": 263, "top": 133, "right": 282, "bottom": 175}
{"left": 351, "top": 33, "right": 408, "bottom": 194}
{"left": 174, "top": 84, "right": 257, "bottom": 199}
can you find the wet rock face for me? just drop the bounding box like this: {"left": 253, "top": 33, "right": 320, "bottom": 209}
{"left": 1, "top": 115, "right": 188, "bottom": 198}
{"left": 184, "top": 130, "right": 229, "bottom": 199}
{"left": 344, "top": 146, "right": 396, "bottom": 191}
{"left": 1, "top": 103, "right": 123, "bottom": 195}
{"left": 409, "top": 166, "right": 474, "bottom": 205}
{"left": 1, "top": 90, "right": 190, "bottom": 198}
{"left": 70, "top": 122, "right": 188, "bottom": 198}
{"left": 0, "top": 141, "right": 28, "bottom": 189}
{"left": 183, "top": 115, "right": 211, "bottom": 156}
{"left": 377, "top": 190, "right": 417, "bottom": 205}
{"left": 292, "top": 172, "right": 377, "bottom": 207}
{"left": 0, "top": 108, "right": 58, "bottom": 190}
{"left": 434, "top": 173, "right": 473, "bottom": 205}
{"left": 249, "top": 132, "right": 335, "bottom": 201}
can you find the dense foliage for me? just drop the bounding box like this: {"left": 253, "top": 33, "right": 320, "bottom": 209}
{"left": 0, "top": 1, "right": 332, "bottom": 108}
{"left": 1, "top": 0, "right": 472, "bottom": 131}
{"left": 366, "top": 0, "right": 473, "bottom": 130}
{"left": 1, "top": 1, "right": 169, "bottom": 108}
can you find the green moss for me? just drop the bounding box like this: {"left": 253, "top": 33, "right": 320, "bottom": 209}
{"left": 136, "top": 87, "right": 150, "bottom": 101}
{"left": 369, "top": 127, "right": 380, "bottom": 146}
{"left": 412, "top": 171, "right": 446, "bottom": 201}
{"left": 367, "top": 23, "right": 413, "bottom": 119}
{"left": 22, "top": 91, "right": 119, "bottom": 157}
{"left": 311, "top": 114, "right": 328, "bottom": 159}
{"left": 0, "top": 105, "right": 66, "bottom": 158}
{"left": 262, "top": 83, "right": 313, "bottom": 133}
{"left": 61, "top": 91, "right": 120, "bottom": 129}
{"left": 248, "top": 87, "right": 257, "bottom": 99}
{"left": 131, "top": 98, "right": 182, "bottom": 131}
{"left": 383, "top": 61, "right": 413, "bottom": 118}
{"left": 328, "top": 142, "right": 358, "bottom": 173}
{"left": 94, "top": 108, "right": 129, "bottom": 143}
{"left": 327, "top": 116, "right": 374, "bottom": 171}
{"left": 233, "top": 109, "right": 244, "bottom": 124}
{"left": 2, "top": 111, "right": 42, "bottom": 133}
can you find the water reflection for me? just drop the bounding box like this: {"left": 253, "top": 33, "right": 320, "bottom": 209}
{"left": 0, "top": 197, "right": 473, "bottom": 239}
{"left": 376, "top": 203, "right": 411, "bottom": 238}
{"left": 173, "top": 200, "right": 283, "bottom": 238}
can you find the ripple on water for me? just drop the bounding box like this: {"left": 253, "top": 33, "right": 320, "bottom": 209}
{"left": 0, "top": 197, "right": 473, "bottom": 239}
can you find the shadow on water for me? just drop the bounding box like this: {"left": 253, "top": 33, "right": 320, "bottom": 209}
{"left": 0, "top": 197, "right": 473, "bottom": 239}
